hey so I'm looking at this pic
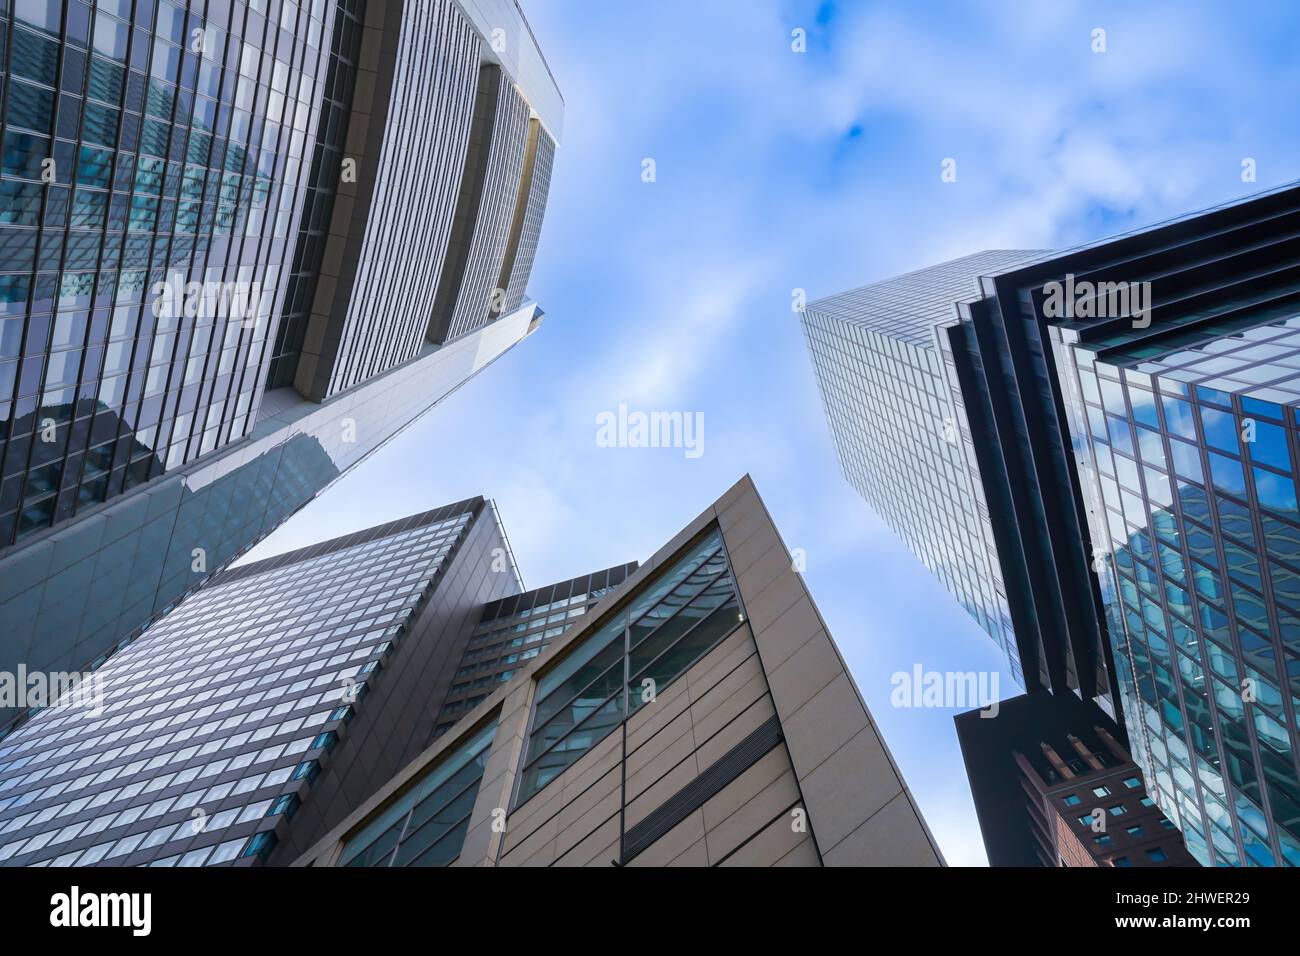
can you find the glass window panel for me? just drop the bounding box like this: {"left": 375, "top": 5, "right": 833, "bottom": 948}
{"left": 5, "top": 79, "right": 56, "bottom": 133}
{"left": 517, "top": 526, "right": 740, "bottom": 807}
{"left": 1253, "top": 466, "right": 1298, "bottom": 518}
{"left": 1247, "top": 421, "right": 1292, "bottom": 472}
{"left": 1161, "top": 396, "right": 1198, "bottom": 441}
{"left": 1209, "top": 453, "right": 1246, "bottom": 497}
{"left": 1200, "top": 406, "right": 1240, "bottom": 454}
{"left": 338, "top": 720, "right": 494, "bottom": 868}
{"left": 628, "top": 598, "right": 741, "bottom": 716}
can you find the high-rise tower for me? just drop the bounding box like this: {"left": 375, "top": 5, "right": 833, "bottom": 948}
{"left": 0, "top": 496, "right": 517, "bottom": 866}
{"left": 0, "top": 0, "right": 563, "bottom": 727}
{"left": 803, "top": 183, "right": 1300, "bottom": 866}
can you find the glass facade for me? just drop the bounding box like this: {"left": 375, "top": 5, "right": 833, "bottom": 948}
{"left": 0, "top": 0, "right": 563, "bottom": 726}
{"left": 499, "top": 117, "right": 555, "bottom": 314}
{"left": 0, "top": 501, "right": 478, "bottom": 866}
{"left": 438, "top": 64, "right": 530, "bottom": 343}
{"left": 515, "top": 526, "right": 743, "bottom": 806}
{"left": 0, "top": 0, "right": 334, "bottom": 547}
{"left": 265, "top": 0, "right": 363, "bottom": 389}
{"left": 294, "top": 0, "right": 487, "bottom": 399}
{"left": 0, "top": 304, "right": 539, "bottom": 726}
{"left": 808, "top": 184, "right": 1300, "bottom": 867}
{"left": 802, "top": 251, "right": 1043, "bottom": 683}
{"left": 435, "top": 563, "right": 636, "bottom": 735}
{"left": 338, "top": 718, "right": 494, "bottom": 867}
{"left": 1055, "top": 314, "right": 1300, "bottom": 867}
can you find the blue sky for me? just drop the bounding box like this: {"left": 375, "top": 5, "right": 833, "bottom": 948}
{"left": 242, "top": 0, "right": 1300, "bottom": 864}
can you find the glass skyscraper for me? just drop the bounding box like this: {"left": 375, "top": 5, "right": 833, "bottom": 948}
{"left": 803, "top": 182, "right": 1300, "bottom": 867}
{"left": 0, "top": 0, "right": 563, "bottom": 726}
{"left": 0, "top": 496, "right": 516, "bottom": 866}
{"left": 801, "top": 250, "right": 1046, "bottom": 686}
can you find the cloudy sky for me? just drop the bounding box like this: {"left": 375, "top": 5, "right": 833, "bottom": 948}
{"left": 242, "top": 0, "right": 1300, "bottom": 864}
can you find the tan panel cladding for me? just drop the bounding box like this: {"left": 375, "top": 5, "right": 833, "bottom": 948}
{"left": 292, "top": 479, "right": 940, "bottom": 868}
{"left": 494, "top": 625, "right": 810, "bottom": 867}
{"left": 429, "top": 65, "right": 532, "bottom": 344}
{"left": 294, "top": 0, "right": 482, "bottom": 402}
{"left": 716, "top": 478, "right": 946, "bottom": 866}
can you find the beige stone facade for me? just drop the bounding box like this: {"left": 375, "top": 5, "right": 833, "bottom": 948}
{"left": 294, "top": 475, "right": 944, "bottom": 867}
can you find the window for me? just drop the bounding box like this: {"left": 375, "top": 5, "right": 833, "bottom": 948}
{"left": 1122, "top": 776, "right": 1141, "bottom": 789}
{"left": 1092, "top": 785, "right": 1111, "bottom": 797}
{"left": 1108, "top": 804, "right": 1128, "bottom": 816}
{"left": 1125, "top": 825, "right": 1143, "bottom": 837}
{"left": 339, "top": 720, "right": 495, "bottom": 868}
{"left": 515, "top": 527, "right": 742, "bottom": 806}
{"left": 1113, "top": 856, "right": 1132, "bottom": 868}
{"left": 1146, "top": 848, "right": 1168, "bottom": 862}
{"left": 1063, "top": 794, "right": 1082, "bottom": 806}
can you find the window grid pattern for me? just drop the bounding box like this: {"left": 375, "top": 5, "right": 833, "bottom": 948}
{"left": 435, "top": 564, "right": 635, "bottom": 734}
{"left": 0, "top": 506, "right": 473, "bottom": 867}
{"left": 514, "top": 527, "right": 744, "bottom": 807}
{"left": 499, "top": 120, "right": 554, "bottom": 314}
{"left": 338, "top": 718, "right": 494, "bottom": 867}
{"left": 0, "top": 0, "right": 335, "bottom": 547}
{"left": 322, "top": 0, "right": 483, "bottom": 397}
{"left": 802, "top": 255, "right": 1029, "bottom": 678}
{"left": 443, "top": 65, "right": 529, "bottom": 342}
{"left": 1058, "top": 318, "right": 1300, "bottom": 868}
{"left": 265, "top": 0, "right": 363, "bottom": 389}
{"left": 806, "top": 250, "right": 1034, "bottom": 347}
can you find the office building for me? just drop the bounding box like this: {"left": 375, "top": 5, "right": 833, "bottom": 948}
{"left": 0, "top": 476, "right": 942, "bottom": 866}
{"left": 803, "top": 182, "right": 1300, "bottom": 866}
{"left": 956, "top": 693, "right": 1195, "bottom": 867}
{"left": 0, "top": 0, "right": 563, "bottom": 727}
{"left": 0, "top": 496, "right": 519, "bottom": 866}
{"left": 433, "top": 564, "right": 638, "bottom": 737}
{"left": 801, "top": 249, "right": 1108, "bottom": 700}
{"left": 293, "top": 476, "right": 944, "bottom": 867}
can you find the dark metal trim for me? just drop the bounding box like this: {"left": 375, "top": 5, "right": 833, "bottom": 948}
{"left": 621, "top": 714, "right": 782, "bottom": 864}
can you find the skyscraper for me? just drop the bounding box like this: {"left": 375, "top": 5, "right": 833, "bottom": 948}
{"left": 0, "top": 476, "right": 946, "bottom": 867}
{"left": 0, "top": 0, "right": 562, "bottom": 727}
{"left": 800, "top": 251, "right": 1047, "bottom": 688}
{"left": 802, "top": 182, "right": 1300, "bottom": 866}
{"left": 0, "top": 496, "right": 518, "bottom": 866}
